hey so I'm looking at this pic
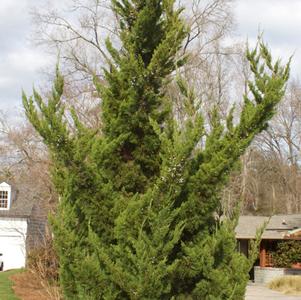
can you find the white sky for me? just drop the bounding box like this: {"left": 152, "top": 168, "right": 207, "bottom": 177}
{"left": 0, "top": 0, "right": 48, "bottom": 120}
{"left": 233, "top": 0, "right": 301, "bottom": 75}
{"left": 0, "top": 0, "right": 300, "bottom": 119}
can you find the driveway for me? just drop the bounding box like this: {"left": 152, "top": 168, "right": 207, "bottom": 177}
{"left": 245, "top": 283, "right": 301, "bottom": 300}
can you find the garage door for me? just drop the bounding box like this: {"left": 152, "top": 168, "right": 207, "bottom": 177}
{"left": 0, "top": 235, "right": 26, "bottom": 270}
{"left": 0, "top": 218, "right": 27, "bottom": 271}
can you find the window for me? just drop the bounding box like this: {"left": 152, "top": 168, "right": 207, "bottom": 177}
{"left": 0, "top": 182, "right": 11, "bottom": 210}
{"left": 0, "top": 190, "right": 8, "bottom": 208}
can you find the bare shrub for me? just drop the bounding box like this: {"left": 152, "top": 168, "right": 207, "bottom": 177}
{"left": 268, "top": 276, "right": 301, "bottom": 295}
{"left": 27, "top": 235, "right": 61, "bottom": 300}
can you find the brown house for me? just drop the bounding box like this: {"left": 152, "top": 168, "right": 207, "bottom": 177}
{"left": 235, "top": 214, "right": 301, "bottom": 283}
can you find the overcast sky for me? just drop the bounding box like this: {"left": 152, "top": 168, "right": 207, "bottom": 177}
{"left": 233, "top": 0, "right": 301, "bottom": 74}
{"left": 0, "top": 0, "right": 301, "bottom": 120}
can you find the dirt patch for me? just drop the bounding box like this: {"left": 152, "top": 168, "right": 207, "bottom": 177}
{"left": 10, "top": 271, "right": 51, "bottom": 300}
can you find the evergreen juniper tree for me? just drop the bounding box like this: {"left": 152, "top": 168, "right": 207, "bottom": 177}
{"left": 23, "top": 1, "right": 290, "bottom": 299}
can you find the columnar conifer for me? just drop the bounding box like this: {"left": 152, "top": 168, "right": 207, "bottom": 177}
{"left": 23, "top": 1, "right": 289, "bottom": 299}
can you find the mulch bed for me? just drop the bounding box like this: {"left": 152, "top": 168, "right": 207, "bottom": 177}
{"left": 10, "top": 271, "right": 51, "bottom": 300}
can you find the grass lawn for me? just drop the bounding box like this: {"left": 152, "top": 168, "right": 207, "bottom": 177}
{"left": 0, "top": 270, "right": 22, "bottom": 300}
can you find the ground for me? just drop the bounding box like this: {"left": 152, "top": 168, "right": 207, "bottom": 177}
{"left": 10, "top": 271, "right": 53, "bottom": 300}
{"left": 0, "top": 269, "right": 54, "bottom": 300}
{"left": 4, "top": 270, "right": 301, "bottom": 300}
{"left": 0, "top": 269, "right": 20, "bottom": 300}
{"left": 246, "top": 283, "right": 301, "bottom": 300}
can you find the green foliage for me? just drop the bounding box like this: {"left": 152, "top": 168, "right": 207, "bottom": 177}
{"left": 23, "top": 1, "right": 290, "bottom": 299}
{"left": 248, "top": 219, "right": 269, "bottom": 267}
{"left": 272, "top": 241, "right": 301, "bottom": 268}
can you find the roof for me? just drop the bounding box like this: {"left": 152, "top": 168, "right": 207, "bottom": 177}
{"left": 235, "top": 214, "right": 301, "bottom": 240}
{"left": 0, "top": 184, "right": 35, "bottom": 219}
{"left": 0, "top": 182, "right": 10, "bottom": 188}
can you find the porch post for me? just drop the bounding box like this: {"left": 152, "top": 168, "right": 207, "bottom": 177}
{"left": 260, "top": 240, "right": 266, "bottom": 267}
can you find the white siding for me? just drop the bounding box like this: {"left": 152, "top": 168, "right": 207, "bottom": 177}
{"left": 0, "top": 218, "right": 27, "bottom": 270}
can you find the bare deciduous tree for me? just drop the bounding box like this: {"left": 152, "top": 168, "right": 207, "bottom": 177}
{"left": 0, "top": 117, "right": 56, "bottom": 211}
{"left": 223, "top": 80, "right": 301, "bottom": 215}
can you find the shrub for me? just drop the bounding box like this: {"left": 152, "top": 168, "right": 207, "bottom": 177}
{"left": 272, "top": 240, "right": 301, "bottom": 268}
{"left": 27, "top": 235, "right": 61, "bottom": 299}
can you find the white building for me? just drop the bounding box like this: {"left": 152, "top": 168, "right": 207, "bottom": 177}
{"left": 0, "top": 182, "right": 47, "bottom": 271}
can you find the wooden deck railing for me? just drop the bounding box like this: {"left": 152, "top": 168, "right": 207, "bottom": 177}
{"left": 265, "top": 252, "right": 273, "bottom": 267}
